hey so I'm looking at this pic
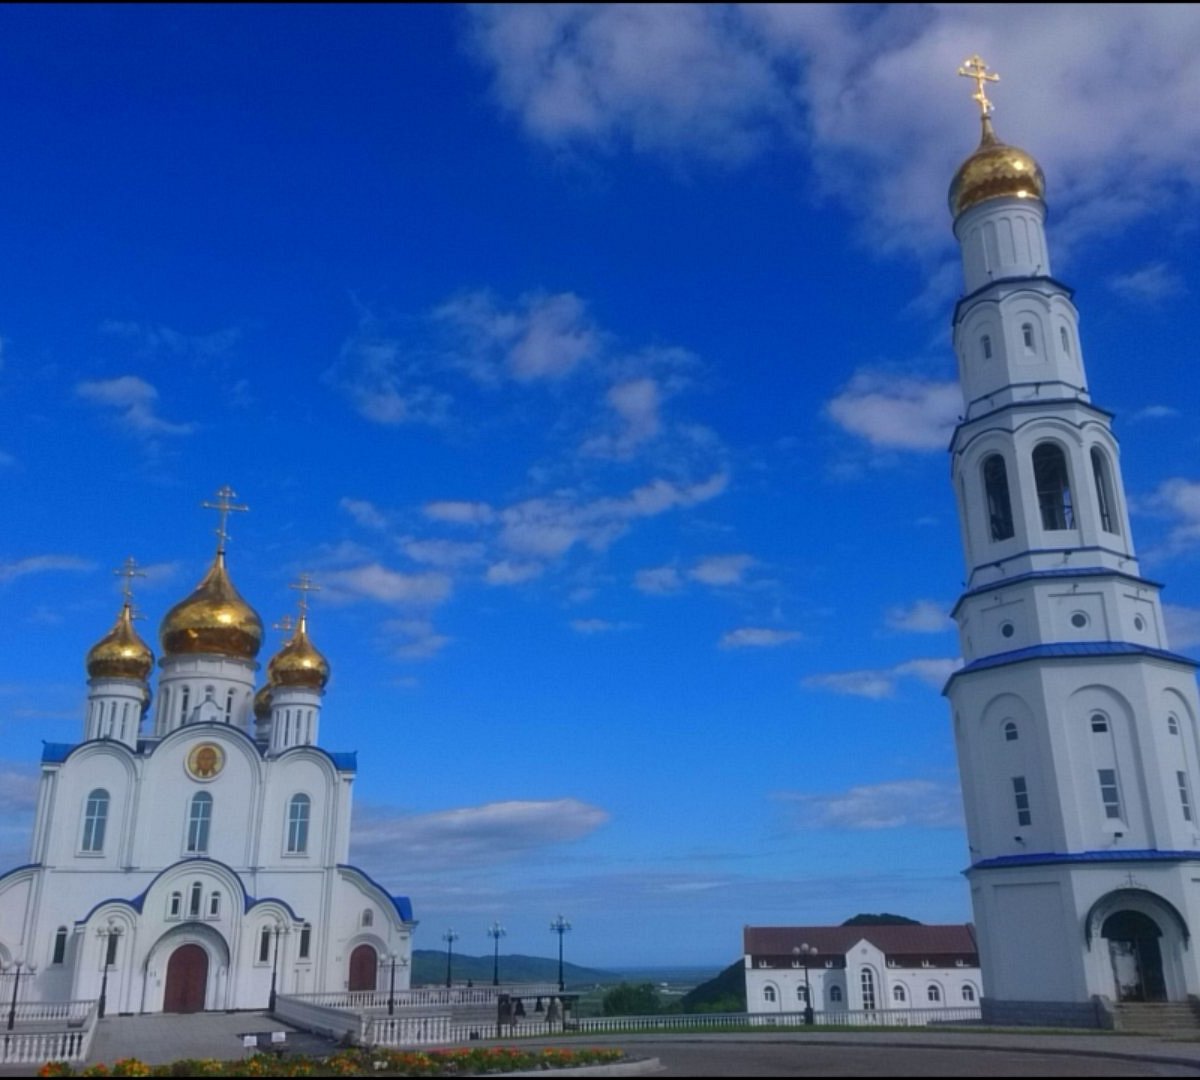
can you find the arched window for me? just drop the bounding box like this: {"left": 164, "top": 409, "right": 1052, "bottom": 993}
{"left": 1091, "top": 448, "right": 1119, "bottom": 535}
{"left": 1091, "top": 712, "right": 1109, "bottom": 733}
{"left": 1022, "top": 323, "right": 1035, "bottom": 351}
{"left": 287, "top": 794, "right": 311, "bottom": 854}
{"left": 928, "top": 984, "right": 942, "bottom": 1003}
{"left": 259, "top": 926, "right": 272, "bottom": 963}
{"left": 361, "top": 909, "right": 374, "bottom": 928}
{"left": 168, "top": 892, "right": 182, "bottom": 919}
{"left": 82, "top": 789, "right": 109, "bottom": 852}
{"left": 1060, "top": 326, "right": 1070, "bottom": 355}
{"left": 225, "top": 688, "right": 236, "bottom": 723}
{"left": 796, "top": 984, "right": 808, "bottom": 1003}
{"left": 208, "top": 891, "right": 221, "bottom": 918}
{"left": 187, "top": 792, "right": 213, "bottom": 854}
{"left": 1169, "top": 715, "right": 1180, "bottom": 736}
{"left": 189, "top": 881, "right": 203, "bottom": 917}
{"left": 763, "top": 985, "right": 776, "bottom": 1003}
{"left": 1003, "top": 721, "right": 1018, "bottom": 742}
{"left": 892, "top": 984, "right": 907, "bottom": 1004}
{"left": 1033, "top": 443, "right": 1074, "bottom": 530}
{"left": 179, "top": 686, "right": 191, "bottom": 725}
{"left": 52, "top": 926, "right": 68, "bottom": 965}
{"left": 299, "top": 923, "right": 312, "bottom": 960}
{"left": 982, "top": 455, "right": 1015, "bottom": 541}
{"left": 860, "top": 968, "right": 876, "bottom": 1011}
{"left": 981, "top": 334, "right": 993, "bottom": 360}
{"left": 829, "top": 985, "right": 843, "bottom": 1003}
{"left": 963, "top": 984, "right": 977, "bottom": 1003}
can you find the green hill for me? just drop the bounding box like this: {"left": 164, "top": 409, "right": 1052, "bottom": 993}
{"left": 410, "top": 950, "right": 614, "bottom": 988}
{"left": 678, "top": 960, "right": 746, "bottom": 1014}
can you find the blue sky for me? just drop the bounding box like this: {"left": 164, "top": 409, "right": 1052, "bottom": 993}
{"left": 3, "top": 4, "right": 1200, "bottom": 969}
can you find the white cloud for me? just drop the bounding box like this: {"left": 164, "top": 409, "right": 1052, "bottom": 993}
{"left": 467, "top": 5, "right": 1200, "bottom": 256}
{"left": 719, "top": 627, "right": 801, "bottom": 649}
{"left": 826, "top": 371, "right": 960, "bottom": 452}
{"left": 804, "top": 656, "right": 961, "bottom": 698}
{"left": 0, "top": 762, "right": 39, "bottom": 814}
{"left": 351, "top": 798, "right": 610, "bottom": 872}
{"left": 340, "top": 497, "right": 388, "bottom": 531}
{"left": 328, "top": 319, "right": 450, "bottom": 426}
{"left": 689, "top": 554, "right": 755, "bottom": 587}
{"left": 635, "top": 566, "right": 682, "bottom": 595}
{"left": 76, "top": 375, "right": 196, "bottom": 437}
{"left": 398, "top": 537, "right": 486, "bottom": 568}
{"left": 1129, "top": 405, "right": 1180, "bottom": 422}
{"left": 570, "top": 618, "right": 633, "bottom": 634}
{"left": 1144, "top": 478, "right": 1200, "bottom": 554}
{"left": 1108, "top": 262, "right": 1186, "bottom": 304}
{"left": 884, "top": 599, "right": 952, "bottom": 634}
{"left": 0, "top": 555, "right": 95, "bottom": 585}
{"left": 99, "top": 319, "right": 241, "bottom": 362}
{"left": 485, "top": 559, "right": 544, "bottom": 586}
{"left": 1164, "top": 604, "right": 1200, "bottom": 650}
{"left": 581, "top": 377, "right": 663, "bottom": 460}
{"left": 782, "top": 779, "right": 964, "bottom": 830}
{"left": 383, "top": 618, "right": 452, "bottom": 661}
{"left": 323, "top": 563, "right": 452, "bottom": 607}
{"left": 423, "top": 500, "right": 496, "bottom": 526}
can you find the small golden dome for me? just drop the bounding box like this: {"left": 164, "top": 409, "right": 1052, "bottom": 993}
{"left": 267, "top": 615, "right": 330, "bottom": 690}
{"left": 949, "top": 116, "right": 1045, "bottom": 218}
{"left": 160, "top": 552, "right": 263, "bottom": 660}
{"left": 253, "top": 683, "right": 273, "bottom": 720}
{"left": 87, "top": 604, "right": 154, "bottom": 681}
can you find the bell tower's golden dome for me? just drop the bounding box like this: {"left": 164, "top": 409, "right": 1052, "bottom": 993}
{"left": 949, "top": 115, "right": 1045, "bottom": 218}
{"left": 87, "top": 603, "right": 154, "bottom": 681}
{"left": 160, "top": 551, "right": 264, "bottom": 661}
{"left": 267, "top": 614, "right": 330, "bottom": 690}
{"left": 253, "top": 682, "right": 273, "bottom": 721}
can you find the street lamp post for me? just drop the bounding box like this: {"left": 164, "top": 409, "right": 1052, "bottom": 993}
{"left": 269, "top": 924, "right": 289, "bottom": 1013}
{"left": 549, "top": 915, "right": 571, "bottom": 993}
{"left": 442, "top": 930, "right": 459, "bottom": 989}
{"left": 4, "top": 959, "right": 37, "bottom": 1031}
{"left": 487, "top": 922, "right": 506, "bottom": 987}
{"left": 792, "top": 944, "right": 817, "bottom": 1025}
{"left": 96, "top": 923, "right": 123, "bottom": 1020}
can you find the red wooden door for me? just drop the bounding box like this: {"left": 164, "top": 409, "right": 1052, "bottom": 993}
{"left": 163, "top": 944, "right": 208, "bottom": 1013}
{"left": 348, "top": 944, "right": 377, "bottom": 991}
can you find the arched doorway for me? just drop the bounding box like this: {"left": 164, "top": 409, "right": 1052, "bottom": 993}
{"left": 163, "top": 944, "right": 208, "bottom": 1013}
{"left": 1103, "top": 910, "right": 1166, "bottom": 1002}
{"left": 348, "top": 944, "right": 377, "bottom": 991}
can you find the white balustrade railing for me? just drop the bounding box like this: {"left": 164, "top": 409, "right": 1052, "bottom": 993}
{"left": 285, "top": 985, "right": 562, "bottom": 1012}
{"left": 0, "top": 1001, "right": 99, "bottom": 1064}
{"left": 9, "top": 999, "right": 95, "bottom": 1025}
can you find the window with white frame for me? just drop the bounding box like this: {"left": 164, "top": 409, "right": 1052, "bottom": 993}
{"left": 286, "top": 794, "right": 311, "bottom": 854}
{"left": 892, "top": 985, "right": 906, "bottom": 1004}
{"left": 186, "top": 792, "right": 213, "bottom": 853}
{"left": 927, "top": 984, "right": 942, "bottom": 1003}
{"left": 1012, "top": 776, "right": 1032, "bottom": 827}
{"left": 763, "top": 985, "right": 776, "bottom": 1003}
{"left": 52, "top": 927, "right": 68, "bottom": 965}
{"left": 1098, "top": 769, "right": 1122, "bottom": 820}
{"left": 81, "top": 789, "right": 110, "bottom": 853}
{"left": 962, "top": 984, "right": 977, "bottom": 1002}
{"left": 1178, "top": 771, "right": 1194, "bottom": 823}
{"left": 860, "top": 968, "right": 876, "bottom": 1011}
{"left": 829, "top": 985, "right": 843, "bottom": 1003}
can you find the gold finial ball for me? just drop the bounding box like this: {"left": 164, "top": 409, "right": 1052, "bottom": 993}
{"left": 267, "top": 617, "right": 330, "bottom": 690}
{"left": 949, "top": 120, "right": 1046, "bottom": 218}
{"left": 160, "top": 555, "right": 264, "bottom": 660}
{"left": 87, "top": 605, "right": 155, "bottom": 681}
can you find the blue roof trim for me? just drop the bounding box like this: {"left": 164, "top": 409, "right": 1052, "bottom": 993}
{"left": 42, "top": 742, "right": 76, "bottom": 763}
{"left": 77, "top": 895, "right": 143, "bottom": 924}
{"left": 245, "top": 895, "right": 303, "bottom": 920}
{"left": 946, "top": 642, "right": 1198, "bottom": 691}
{"left": 953, "top": 567, "right": 1162, "bottom": 618}
{"left": 328, "top": 752, "right": 357, "bottom": 771}
{"left": 952, "top": 397, "right": 1115, "bottom": 450}
{"left": 971, "top": 849, "right": 1200, "bottom": 871}
{"left": 953, "top": 273, "right": 1075, "bottom": 324}
{"left": 0, "top": 863, "right": 41, "bottom": 889}
{"left": 338, "top": 863, "right": 414, "bottom": 922}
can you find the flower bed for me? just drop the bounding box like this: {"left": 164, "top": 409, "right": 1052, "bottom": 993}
{"left": 39, "top": 1046, "right": 625, "bottom": 1077}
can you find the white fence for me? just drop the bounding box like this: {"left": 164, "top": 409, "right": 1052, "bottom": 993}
{"left": 0, "top": 1001, "right": 99, "bottom": 1065}
{"left": 286, "top": 985, "right": 561, "bottom": 1012}
{"left": 8, "top": 999, "right": 95, "bottom": 1025}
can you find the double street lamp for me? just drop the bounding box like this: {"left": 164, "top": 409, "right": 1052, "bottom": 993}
{"left": 3, "top": 958, "right": 37, "bottom": 1031}
{"left": 442, "top": 929, "right": 459, "bottom": 989}
{"left": 792, "top": 943, "right": 817, "bottom": 1025}
{"left": 549, "top": 915, "right": 571, "bottom": 993}
{"left": 96, "top": 923, "right": 123, "bottom": 1019}
{"left": 269, "top": 924, "right": 289, "bottom": 1012}
{"left": 386, "top": 953, "right": 408, "bottom": 1016}
{"left": 487, "top": 922, "right": 506, "bottom": 987}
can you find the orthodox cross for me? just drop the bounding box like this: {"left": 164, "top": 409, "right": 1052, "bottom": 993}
{"left": 273, "top": 614, "right": 296, "bottom": 635}
{"left": 202, "top": 485, "right": 249, "bottom": 553}
{"left": 958, "top": 53, "right": 999, "bottom": 117}
{"left": 114, "top": 556, "right": 146, "bottom": 607}
{"left": 289, "top": 572, "right": 321, "bottom": 617}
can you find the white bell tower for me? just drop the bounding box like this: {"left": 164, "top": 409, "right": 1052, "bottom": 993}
{"left": 945, "top": 56, "right": 1200, "bottom": 1025}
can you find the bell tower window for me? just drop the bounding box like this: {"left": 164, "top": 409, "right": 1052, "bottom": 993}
{"left": 1033, "top": 443, "right": 1074, "bottom": 530}
{"left": 983, "top": 455, "right": 1015, "bottom": 541}
{"left": 1091, "top": 448, "right": 1119, "bottom": 535}
{"left": 981, "top": 334, "right": 993, "bottom": 360}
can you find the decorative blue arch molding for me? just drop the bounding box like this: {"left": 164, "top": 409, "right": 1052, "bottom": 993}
{"left": 945, "top": 642, "right": 1199, "bottom": 693}
{"left": 1083, "top": 888, "right": 1190, "bottom": 951}
{"left": 75, "top": 857, "right": 256, "bottom": 924}
{"left": 951, "top": 567, "right": 1164, "bottom": 619}
{"left": 338, "top": 864, "right": 413, "bottom": 922}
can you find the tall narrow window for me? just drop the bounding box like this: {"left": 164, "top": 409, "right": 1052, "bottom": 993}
{"left": 1060, "top": 326, "right": 1071, "bottom": 355}
{"left": 208, "top": 892, "right": 221, "bottom": 918}
{"left": 287, "top": 794, "right": 311, "bottom": 854}
{"left": 105, "top": 932, "right": 119, "bottom": 966}
{"left": 860, "top": 968, "right": 876, "bottom": 1011}
{"left": 983, "top": 455, "right": 1015, "bottom": 541}
{"left": 763, "top": 985, "right": 775, "bottom": 1003}
{"left": 1169, "top": 715, "right": 1181, "bottom": 736}
{"left": 1178, "top": 772, "right": 1193, "bottom": 823}
{"left": 259, "top": 926, "right": 271, "bottom": 963}
{"left": 225, "top": 688, "right": 236, "bottom": 723}
{"left": 299, "top": 924, "right": 312, "bottom": 960}
{"left": 1098, "top": 769, "right": 1122, "bottom": 819}
{"left": 168, "top": 892, "right": 182, "bottom": 919}
{"left": 362, "top": 909, "right": 374, "bottom": 928}
{"left": 82, "top": 789, "right": 110, "bottom": 852}
{"left": 1033, "top": 443, "right": 1074, "bottom": 530}
{"left": 1091, "top": 448, "right": 1119, "bottom": 535}
{"left": 189, "top": 881, "right": 202, "bottom": 917}
{"left": 53, "top": 927, "right": 68, "bottom": 965}
{"left": 1022, "top": 323, "right": 1035, "bottom": 351}
{"left": 187, "top": 792, "right": 213, "bottom": 853}
{"left": 179, "top": 686, "right": 190, "bottom": 725}
{"left": 1012, "top": 777, "right": 1032, "bottom": 827}
{"left": 981, "top": 334, "right": 993, "bottom": 360}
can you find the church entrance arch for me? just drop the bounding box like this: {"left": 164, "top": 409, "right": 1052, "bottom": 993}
{"left": 1103, "top": 910, "right": 1166, "bottom": 1003}
{"left": 348, "top": 944, "right": 377, "bottom": 991}
{"left": 164, "top": 944, "right": 208, "bottom": 1013}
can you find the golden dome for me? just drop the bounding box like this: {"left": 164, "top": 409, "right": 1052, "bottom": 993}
{"left": 267, "top": 615, "right": 330, "bottom": 690}
{"left": 87, "top": 603, "right": 154, "bottom": 681}
{"left": 253, "top": 683, "right": 273, "bottom": 720}
{"left": 160, "top": 552, "right": 263, "bottom": 660}
{"left": 949, "top": 116, "right": 1045, "bottom": 218}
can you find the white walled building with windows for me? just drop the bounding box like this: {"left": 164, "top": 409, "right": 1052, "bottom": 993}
{"left": 0, "top": 495, "right": 415, "bottom": 1013}
{"left": 744, "top": 925, "right": 981, "bottom": 1020}
{"left": 944, "top": 60, "right": 1200, "bottom": 1025}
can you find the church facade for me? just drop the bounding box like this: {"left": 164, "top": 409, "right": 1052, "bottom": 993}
{"left": 0, "top": 491, "right": 415, "bottom": 1013}
{"left": 945, "top": 58, "right": 1200, "bottom": 1024}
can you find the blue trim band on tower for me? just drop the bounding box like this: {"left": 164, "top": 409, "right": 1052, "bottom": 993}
{"left": 952, "top": 567, "right": 1163, "bottom": 619}
{"left": 970, "top": 848, "right": 1200, "bottom": 871}
{"left": 952, "top": 273, "right": 1075, "bottom": 323}
{"left": 946, "top": 641, "right": 1199, "bottom": 692}
{"left": 338, "top": 863, "right": 414, "bottom": 922}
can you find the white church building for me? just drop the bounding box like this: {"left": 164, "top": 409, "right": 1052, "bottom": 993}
{"left": 945, "top": 58, "right": 1200, "bottom": 1025}
{"left": 0, "top": 489, "right": 416, "bottom": 1014}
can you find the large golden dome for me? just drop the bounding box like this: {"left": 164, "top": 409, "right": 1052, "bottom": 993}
{"left": 267, "top": 615, "right": 329, "bottom": 690}
{"left": 87, "top": 603, "right": 154, "bottom": 681}
{"left": 949, "top": 116, "right": 1045, "bottom": 218}
{"left": 160, "top": 552, "right": 263, "bottom": 660}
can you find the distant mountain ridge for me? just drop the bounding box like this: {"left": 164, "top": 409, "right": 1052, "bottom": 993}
{"left": 410, "top": 950, "right": 614, "bottom": 988}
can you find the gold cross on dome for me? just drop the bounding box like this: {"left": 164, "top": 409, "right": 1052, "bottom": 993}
{"left": 958, "top": 53, "right": 999, "bottom": 117}
{"left": 114, "top": 556, "right": 146, "bottom": 606}
{"left": 201, "top": 485, "right": 249, "bottom": 552}
{"left": 273, "top": 614, "right": 296, "bottom": 635}
{"left": 289, "top": 572, "right": 321, "bottom": 617}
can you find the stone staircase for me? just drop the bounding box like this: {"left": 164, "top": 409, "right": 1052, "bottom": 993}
{"left": 1111, "top": 1000, "right": 1200, "bottom": 1036}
